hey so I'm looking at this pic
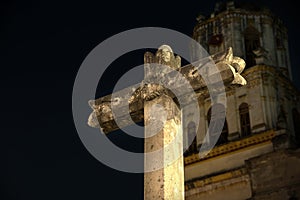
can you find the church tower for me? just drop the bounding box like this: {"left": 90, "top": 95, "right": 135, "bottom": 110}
{"left": 184, "top": 1, "right": 300, "bottom": 199}
{"left": 193, "top": 1, "right": 291, "bottom": 78}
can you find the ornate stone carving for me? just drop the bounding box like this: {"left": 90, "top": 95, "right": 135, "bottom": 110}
{"left": 144, "top": 45, "right": 181, "bottom": 71}
{"left": 141, "top": 83, "right": 167, "bottom": 101}
{"left": 210, "top": 47, "right": 247, "bottom": 86}
{"left": 87, "top": 46, "right": 247, "bottom": 132}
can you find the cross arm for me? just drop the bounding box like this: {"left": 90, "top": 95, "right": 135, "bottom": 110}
{"left": 87, "top": 47, "right": 246, "bottom": 134}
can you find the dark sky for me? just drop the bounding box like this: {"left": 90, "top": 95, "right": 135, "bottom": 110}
{"left": 1, "top": 0, "right": 299, "bottom": 199}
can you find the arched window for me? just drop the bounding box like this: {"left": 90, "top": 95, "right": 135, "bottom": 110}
{"left": 244, "top": 26, "right": 260, "bottom": 68}
{"left": 207, "top": 104, "right": 228, "bottom": 146}
{"left": 292, "top": 109, "right": 300, "bottom": 143}
{"left": 184, "top": 121, "right": 197, "bottom": 156}
{"left": 239, "top": 103, "right": 251, "bottom": 137}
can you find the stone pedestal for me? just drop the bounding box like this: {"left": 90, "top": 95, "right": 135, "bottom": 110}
{"left": 144, "top": 94, "right": 184, "bottom": 200}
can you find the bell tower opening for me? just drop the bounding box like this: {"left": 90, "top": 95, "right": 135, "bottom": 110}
{"left": 244, "top": 25, "right": 261, "bottom": 68}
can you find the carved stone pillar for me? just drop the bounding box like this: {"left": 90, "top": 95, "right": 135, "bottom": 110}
{"left": 144, "top": 45, "right": 184, "bottom": 200}
{"left": 144, "top": 94, "right": 184, "bottom": 200}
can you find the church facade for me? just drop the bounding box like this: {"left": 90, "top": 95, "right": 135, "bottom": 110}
{"left": 183, "top": 1, "right": 300, "bottom": 199}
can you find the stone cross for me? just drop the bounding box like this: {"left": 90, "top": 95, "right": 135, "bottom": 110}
{"left": 87, "top": 45, "right": 246, "bottom": 200}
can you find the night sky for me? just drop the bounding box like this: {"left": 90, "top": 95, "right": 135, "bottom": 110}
{"left": 1, "top": 0, "right": 300, "bottom": 199}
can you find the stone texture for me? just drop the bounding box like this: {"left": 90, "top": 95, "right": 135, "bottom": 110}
{"left": 246, "top": 149, "right": 300, "bottom": 199}
{"left": 87, "top": 47, "right": 247, "bottom": 134}
{"left": 184, "top": 139, "right": 273, "bottom": 181}
{"left": 185, "top": 172, "right": 252, "bottom": 200}
{"left": 144, "top": 94, "right": 184, "bottom": 200}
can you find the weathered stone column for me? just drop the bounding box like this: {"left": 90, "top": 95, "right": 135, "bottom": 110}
{"left": 144, "top": 94, "right": 184, "bottom": 200}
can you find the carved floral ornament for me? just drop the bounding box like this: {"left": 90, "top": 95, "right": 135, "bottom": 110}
{"left": 87, "top": 46, "right": 247, "bottom": 130}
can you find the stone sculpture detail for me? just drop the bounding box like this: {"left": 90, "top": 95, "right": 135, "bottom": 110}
{"left": 87, "top": 46, "right": 246, "bottom": 132}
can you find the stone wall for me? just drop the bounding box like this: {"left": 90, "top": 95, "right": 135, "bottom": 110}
{"left": 246, "top": 149, "right": 300, "bottom": 199}
{"left": 185, "top": 148, "right": 300, "bottom": 200}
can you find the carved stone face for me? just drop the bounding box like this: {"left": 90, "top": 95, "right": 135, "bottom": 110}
{"left": 161, "top": 48, "right": 171, "bottom": 62}
{"left": 158, "top": 45, "right": 173, "bottom": 63}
